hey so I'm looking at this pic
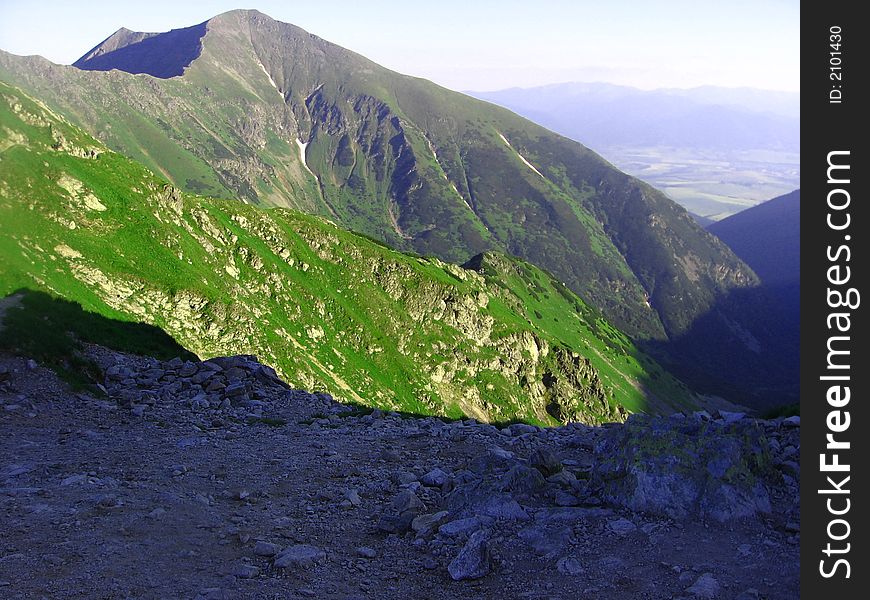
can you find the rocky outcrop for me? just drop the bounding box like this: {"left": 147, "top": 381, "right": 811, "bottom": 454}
{"left": 591, "top": 412, "right": 785, "bottom": 522}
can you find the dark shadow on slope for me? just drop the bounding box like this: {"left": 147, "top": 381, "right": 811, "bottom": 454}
{"left": 642, "top": 281, "right": 799, "bottom": 412}
{"left": 73, "top": 22, "right": 207, "bottom": 78}
{"left": 0, "top": 289, "right": 197, "bottom": 388}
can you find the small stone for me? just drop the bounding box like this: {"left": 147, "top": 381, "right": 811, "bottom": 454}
{"left": 608, "top": 517, "right": 637, "bottom": 536}
{"left": 421, "top": 468, "right": 449, "bottom": 487}
{"left": 448, "top": 529, "right": 490, "bottom": 581}
{"left": 392, "top": 471, "right": 418, "bottom": 485}
{"left": 26, "top": 359, "right": 38, "bottom": 370}
{"left": 782, "top": 416, "right": 800, "bottom": 428}
{"left": 252, "top": 541, "right": 281, "bottom": 557}
{"left": 344, "top": 488, "right": 362, "bottom": 506}
{"left": 421, "top": 556, "right": 438, "bottom": 570}
{"left": 687, "top": 573, "right": 721, "bottom": 598}
{"left": 356, "top": 547, "right": 377, "bottom": 559}
{"left": 274, "top": 544, "right": 326, "bottom": 569}
{"left": 556, "top": 556, "right": 584, "bottom": 576}
{"left": 230, "top": 563, "right": 259, "bottom": 579}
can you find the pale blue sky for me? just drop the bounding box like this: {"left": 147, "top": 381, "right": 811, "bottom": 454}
{"left": 0, "top": 0, "right": 800, "bottom": 92}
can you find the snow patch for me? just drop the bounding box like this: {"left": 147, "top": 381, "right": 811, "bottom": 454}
{"left": 296, "top": 139, "right": 315, "bottom": 177}
{"left": 451, "top": 183, "right": 476, "bottom": 215}
{"left": 498, "top": 132, "right": 545, "bottom": 179}
{"left": 258, "top": 62, "right": 282, "bottom": 98}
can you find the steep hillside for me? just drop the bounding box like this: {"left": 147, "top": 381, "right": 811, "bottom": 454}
{"left": 705, "top": 190, "right": 800, "bottom": 407}
{"left": 0, "top": 81, "right": 695, "bottom": 424}
{"left": 0, "top": 10, "right": 756, "bottom": 353}
{"left": 708, "top": 190, "right": 800, "bottom": 288}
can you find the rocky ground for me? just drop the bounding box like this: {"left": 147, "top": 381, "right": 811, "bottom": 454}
{"left": 0, "top": 348, "right": 799, "bottom": 599}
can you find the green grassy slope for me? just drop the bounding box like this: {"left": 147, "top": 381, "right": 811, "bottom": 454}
{"left": 0, "top": 81, "right": 695, "bottom": 424}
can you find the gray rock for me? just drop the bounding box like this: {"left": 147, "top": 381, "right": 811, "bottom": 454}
{"left": 439, "top": 517, "right": 484, "bottom": 539}
{"left": 377, "top": 490, "right": 425, "bottom": 533}
{"left": 273, "top": 544, "right": 327, "bottom": 569}
{"left": 448, "top": 529, "right": 490, "bottom": 581}
{"left": 500, "top": 463, "right": 547, "bottom": 498}
{"left": 509, "top": 423, "right": 538, "bottom": 436}
{"left": 556, "top": 556, "right": 584, "bottom": 576}
{"left": 343, "top": 488, "right": 362, "bottom": 506}
{"left": 687, "top": 573, "right": 721, "bottom": 598}
{"left": 592, "top": 414, "right": 772, "bottom": 521}
{"left": 474, "top": 494, "right": 530, "bottom": 521}
{"left": 224, "top": 382, "right": 247, "bottom": 397}
{"left": 412, "top": 511, "right": 450, "bottom": 536}
{"left": 717, "top": 411, "right": 746, "bottom": 424}
{"left": 392, "top": 471, "right": 419, "bottom": 485}
{"left": 608, "top": 517, "right": 637, "bottom": 536}
{"left": 252, "top": 541, "right": 281, "bottom": 557}
{"left": 421, "top": 468, "right": 449, "bottom": 487}
{"left": 554, "top": 490, "right": 580, "bottom": 506}
{"left": 782, "top": 416, "right": 800, "bottom": 428}
{"left": 230, "top": 563, "right": 260, "bottom": 579}
{"left": 356, "top": 547, "right": 377, "bottom": 559}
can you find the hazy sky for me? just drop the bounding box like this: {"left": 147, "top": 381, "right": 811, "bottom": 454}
{"left": 0, "top": 0, "right": 800, "bottom": 92}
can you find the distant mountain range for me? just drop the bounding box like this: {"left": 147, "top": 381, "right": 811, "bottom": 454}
{"left": 470, "top": 83, "right": 800, "bottom": 220}
{"left": 0, "top": 10, "right": 796, "bottom": 409}
{"left": 471, "top": 82, "right": 799, "bottom": 152}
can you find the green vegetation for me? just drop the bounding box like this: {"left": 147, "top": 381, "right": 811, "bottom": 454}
{"left": 0, "top": 81, "right": 696, "bottom": 424}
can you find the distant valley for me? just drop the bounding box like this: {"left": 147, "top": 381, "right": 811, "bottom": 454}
{"left": 470, "top": 83, "right": 800, "bottom": 221}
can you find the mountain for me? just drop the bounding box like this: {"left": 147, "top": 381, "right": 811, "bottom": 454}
{"left": 0, "top": 11, "right": 752, "bottom": 334}
{"left": 0, "top": 10, "right": 787, "bottom": 406}
{"left": 708, "top": 190, "right": 800, "bottom": 288}
{"left": 470, "top": 82, "right": 800, "bottom": 220}
{"left": 0, "top": 80, "right": 698, "bottom": 424}
{"left": 708, "top": 191, "right": 800, "bottom": 399}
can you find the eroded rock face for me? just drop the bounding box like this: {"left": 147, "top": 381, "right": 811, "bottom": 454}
{"left": 591, "top": 413, "right": 774, "bottom": 521}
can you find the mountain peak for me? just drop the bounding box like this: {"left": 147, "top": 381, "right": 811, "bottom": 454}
{"left": 73, "top": 20, "right": 208, "bottom": 78}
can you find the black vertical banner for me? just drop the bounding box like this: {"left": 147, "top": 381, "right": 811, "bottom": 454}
{"left": 802, "top": 3, "right": 866, "bottom": 597}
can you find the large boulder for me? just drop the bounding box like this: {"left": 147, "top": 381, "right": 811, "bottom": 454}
{"left": 591, "top": 414, "right": 773, "bottom": 521}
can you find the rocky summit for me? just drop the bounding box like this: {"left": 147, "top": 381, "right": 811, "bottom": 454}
{"left": 0, "top": 346, "right": 799, "bottom": 599}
